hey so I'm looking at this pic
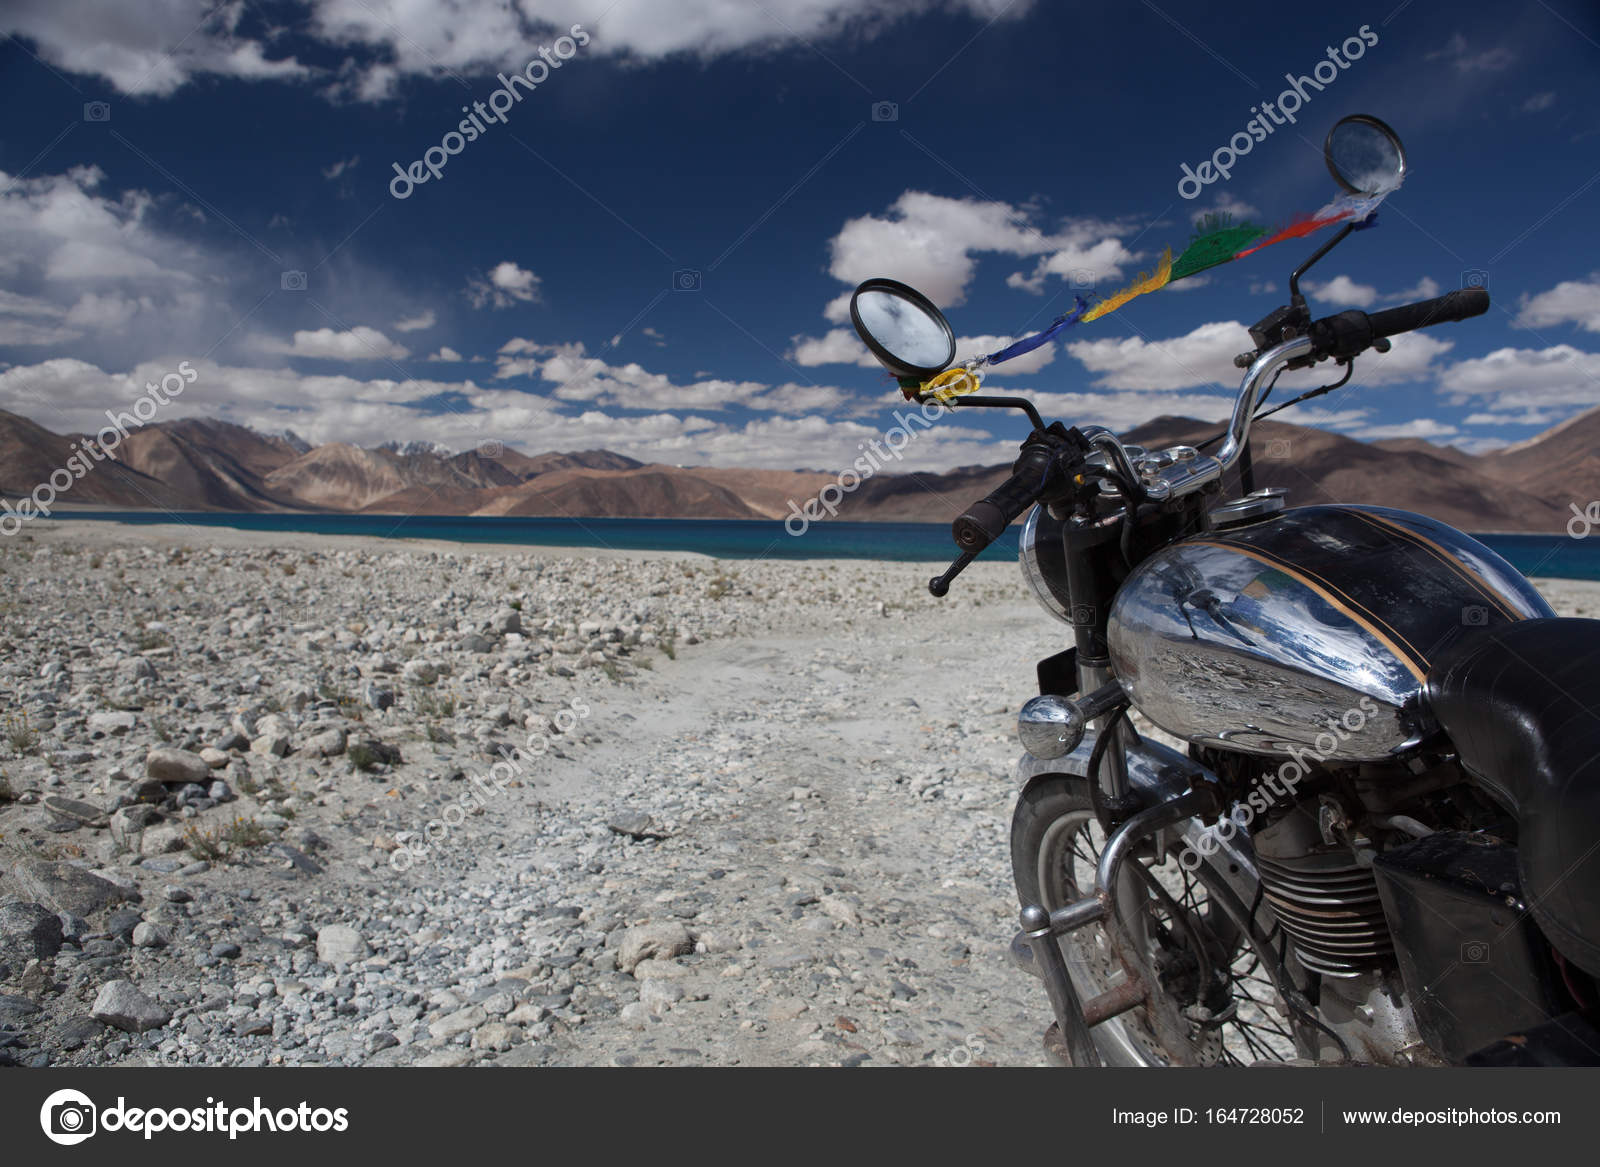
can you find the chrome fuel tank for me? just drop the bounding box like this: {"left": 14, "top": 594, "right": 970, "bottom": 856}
{"left": 1107, "top": 505, "right": 1554, "bottom": 760}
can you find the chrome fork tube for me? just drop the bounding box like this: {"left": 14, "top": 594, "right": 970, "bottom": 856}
{"left": 1077, "top": 660, "right": 1130, "bottom": 802}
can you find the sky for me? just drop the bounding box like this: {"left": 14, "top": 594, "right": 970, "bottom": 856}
{"left": 0, "top": 0, "right": 1597, "bottom": 475}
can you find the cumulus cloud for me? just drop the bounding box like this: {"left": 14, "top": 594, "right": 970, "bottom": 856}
{"left": 1067, "top": 321, "right": 1250, "bottom": 391}
{"left": 427, "top": 346, "right": 463, "bottom": 362}
{"left": 393, "top": 309, "right": 437, "bottom": 333}
{"left": 826, "top": 191, "right": 1133, "bottom": 308}
{"left": 495, "top": 338, "right": 849, "bottom": 415}
{"left": 0, "top": 165, "right": 222, "bottom": 354}
{"left": 0, "top": 0, "right": 310, "bottom": 97}
{"left": 3, "top": 0, "right": 1032, "bottom": 101}
{"left": 467, "top": 261, "right": 542, "bottom": 309}
{"left": 1189, "top": 192, "right": 1260, "bottom": 226}
{"left": 1350, "top": 418, "right": 1459, "bottom": 440}
{"left": 1305, "top": 275, "right": 1378, "bottom": 308}
{"left": 267, "top": 326, "right": 411, "bottom": 361}
{"left": 789, "top": 326, "right": 1058, "bottom": 375}
{"left": 1442, "top": 344, "right": 1600, "bottom": 410}
{"left": 790, "top": 328, "right": 875, "bottom": 369}
{"left": 1515, "top": 276, "right": 1600, "bottom": 333}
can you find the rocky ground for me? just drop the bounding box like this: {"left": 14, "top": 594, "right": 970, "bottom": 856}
{"left": 1, "top": 520, "right": 1595, "bottom": 1069}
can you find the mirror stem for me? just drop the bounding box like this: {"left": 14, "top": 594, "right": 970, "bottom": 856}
{"left": 1288, "top": 222, "right": 1356, "bottom": 307}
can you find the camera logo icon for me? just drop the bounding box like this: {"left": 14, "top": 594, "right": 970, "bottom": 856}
{"left": 1462, "top": 605, "right": 1490, "bottom": 627}
{"left": 1069, "top": 269, "right": 1096, "bottom": 289}
{"left": 281, "top": 270, "right": 308, "bottom": 292}
{"left": 1264, "top": 438, "right": 1293, "bottom": 460}
{"left": 871, "top": 101, "right": 898, "bottom": 122}
{"left": 40, "top": 1088, "right": 97, "bottom": 1145}
{"left": 1460, "top": 940, "right": 1490, "bottom": 964}
{"left": 672, "top": 269, "right": 702, "bottom": 292}
{"left": 1071, "top": 603, "right": 1096, "bottom": 627}
{"left": 83, "top": 102, "right": 111, "bottom": 122}
{"left": 1461, "top": 269, "right": 1489, "bottom": 290}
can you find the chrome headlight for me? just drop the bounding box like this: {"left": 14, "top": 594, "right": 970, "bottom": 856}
{"left": 1018, "top": 504, "right": 1073, "bottom": 625}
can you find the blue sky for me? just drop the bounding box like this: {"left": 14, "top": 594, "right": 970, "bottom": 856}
{"left": 1, "top": 0, "right": 1597, "bottom": 472}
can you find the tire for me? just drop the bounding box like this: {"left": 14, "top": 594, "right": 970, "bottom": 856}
{"left": 1011, "top": 774, "right": 1302, "bottom": 1066}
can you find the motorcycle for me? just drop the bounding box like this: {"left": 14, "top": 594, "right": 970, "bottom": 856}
{"left": 848, "top": 114, "right": 1600, "bottom": 1066}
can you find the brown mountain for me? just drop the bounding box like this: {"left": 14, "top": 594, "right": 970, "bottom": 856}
{"left": 2, "top": 409, "right": 1589, "bottom": 532}
{"left": 0, "top": 409, "right": 190, "bottom": 510}
{"left": 470, "top": 466, "right": 764, "bottom": 520}
{"left": 1119, "top": 416, "right": 1570, "bottom": 533}
{"left": 835, "top": 463, "right": 1011, "bottom": 524}
{"left": 264, "top": 444, "right": 411, "bottom": 511}
{"left": 689, "top": 467, "right": 836, "bottom": 519}
{"left": 114, "top": 419, "right": 301, "bottom": 511}
{"left": 1483, "top": 403, "right": 1600, "bottom": 505}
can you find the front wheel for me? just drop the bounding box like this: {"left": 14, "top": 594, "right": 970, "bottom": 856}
{"left": 1011, "top": 775, "right": 1306, "bottom": 1066}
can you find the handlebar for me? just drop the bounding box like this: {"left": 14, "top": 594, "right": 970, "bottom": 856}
{"left": 930, "top": 285, "right": 1491, "bottom": 596}
{"left": 1370, "top": 287, "right": 1490, "bottom": 337}
{"left": 951, "top": 439, "right": 1059, "bottom": 554}
{"left": 1309, "top": 288, "right": 1490, "bottom": 359}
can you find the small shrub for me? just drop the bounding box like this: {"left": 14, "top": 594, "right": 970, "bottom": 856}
{"left": 4, "top": 713, "right": 38, "bottom": 755}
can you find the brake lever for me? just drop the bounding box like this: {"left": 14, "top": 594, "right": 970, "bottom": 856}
{"left": 928, "top": 550, "right": 976, "bottom": 597}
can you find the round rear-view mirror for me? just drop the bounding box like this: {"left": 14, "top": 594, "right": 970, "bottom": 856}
{"left": 1324, "top": 114, "right": 1407, "bottom": 196}
{"left": 849, "top": 278, "right": 956, "bottom": 380}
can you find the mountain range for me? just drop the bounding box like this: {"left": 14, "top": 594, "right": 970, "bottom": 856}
{"left": 1, "top": 406, "right": 1593, "bottom": 532}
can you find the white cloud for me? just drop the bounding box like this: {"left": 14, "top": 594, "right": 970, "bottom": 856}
{"left": 1350, "top": 331, "right": 1455, "bottom": 385}
{"left": 791, "top": 328, "right": 875, "bottom": 368}
{"left": 1385, "top": 276, "right": 1441, "bottom": 303}
{"left": 0, "top": 164, "right": 244, "bottom": 360}
{"left": 428, "top": 346, "right": 464, "bottom": 362}
{"left": 268, "top": 326, "right": 411, "bottom": 361}
{"left": 1515, "top": 276, "right": 1600, "bottom": 333}
{"left": 1426, "top": 32, "right": 1514, "bottom": 73}
{"left": 827, "top": 191, "right": 1132, "bottom": 307}
{"left": 1350, "top": 418, "right": 1458, "bottom": 441}
{"left": 496, "top": 338, "right": 850, "bottom": 415}
{"left": 1067, "top": 321, "right": 1250, "bottom": 391}
{"left": 1020, "top": 389, "right": 1239, "bottom": 431}
{"left": 393, "top": 309, "right": 437, "bottom": 333}
{"left": 1305, "top": 275, "right": 1443, "bottom": 310}
{"left": 3, "top": 1, "right": 1032, "bottom": 101}
{"left": 467, "top": 261, "right": 542, "bottom": 309}
{"left": 1523, "top": 92, "right": 1557, "bottom": 113}
{"left": 1189, "top": 192, "right": 1260, "bottom": 226}
{"left": 1464, "top": 408, "right": 1564, "bottom": 427}
{"left": 1442, "top": 344, "right": 1600, "bottom": 410}
{"left": 1305, "top": 275, "right": 1378, "bottom": 308}
{"left": 321, "top": 155, "right": 359, "bottom": 180}
{"left": 0, "top": 0, "right": 310, "bottom": 96}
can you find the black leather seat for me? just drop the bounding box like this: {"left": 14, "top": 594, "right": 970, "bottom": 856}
{"left": 1424, "top": 618, "right": 1600, "bottom": 979}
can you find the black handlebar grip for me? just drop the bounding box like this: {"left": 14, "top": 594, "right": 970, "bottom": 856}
{"left": 951, "top": 460, "right": 1048, "bottom": 553}
{"left": 1366, "top": 288, "right": 1490, "bottom": 340}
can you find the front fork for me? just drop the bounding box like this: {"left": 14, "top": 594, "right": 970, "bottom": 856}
{"left": 1018, "top": 788, "right": 1217, "bottom": 1065}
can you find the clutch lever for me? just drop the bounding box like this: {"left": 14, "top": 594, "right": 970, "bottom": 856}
{"left": 928, "top": 550, "right": 977, "bottom": 597}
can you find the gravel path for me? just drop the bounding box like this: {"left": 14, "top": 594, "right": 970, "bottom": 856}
{"left": 2, "top": 519, "right": 1593, "bottom": 1068}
